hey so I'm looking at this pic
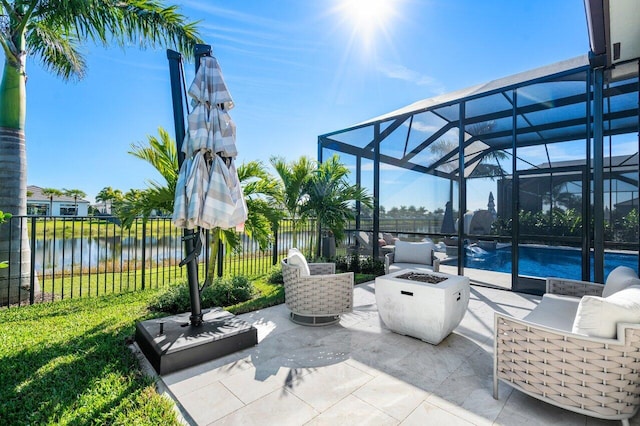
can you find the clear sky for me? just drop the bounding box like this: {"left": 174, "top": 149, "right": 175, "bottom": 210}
{"left": 20, "top": 0, "right": 590, "bottom": 205}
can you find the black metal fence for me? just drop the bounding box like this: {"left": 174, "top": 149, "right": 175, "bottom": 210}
{"left": 0, "top": 216, "right": 317, "bottom": 308}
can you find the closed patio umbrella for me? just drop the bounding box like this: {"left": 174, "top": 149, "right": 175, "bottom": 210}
{"left": 173, "top": 55, "right": 247, "bottom": 231}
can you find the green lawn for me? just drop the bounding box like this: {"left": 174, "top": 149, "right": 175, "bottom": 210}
{"left": 0, "top": 289, "right": 179, "bottom": 425}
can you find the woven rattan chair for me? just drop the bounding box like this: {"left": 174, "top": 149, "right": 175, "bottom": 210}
{"left": 281, "top": 258, "right": 354, "bottom": 326}
{"left": 494, "top": 277, "right": 640, "bottom": 426}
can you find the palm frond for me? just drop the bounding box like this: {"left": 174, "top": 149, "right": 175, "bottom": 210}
{"left": 24, "top": 0, "right": 200, "bottom": 81}
{"left": 26, "top": 21, "right": 87, "bottom": 80}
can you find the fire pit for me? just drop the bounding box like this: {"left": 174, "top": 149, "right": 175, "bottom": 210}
{"left": 396, "top": 272, "right": 447, "bottom": 284}
{"left": 375, "top": 269, "right": 470, "bottom": 344}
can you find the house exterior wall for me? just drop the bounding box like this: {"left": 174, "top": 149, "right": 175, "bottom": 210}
{"left": 26, "top": 200, "right": 89, "bottom": 216}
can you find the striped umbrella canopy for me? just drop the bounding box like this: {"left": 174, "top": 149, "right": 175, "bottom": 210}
{"left": 172, "top": 56, "right": 247, "bottom": 231}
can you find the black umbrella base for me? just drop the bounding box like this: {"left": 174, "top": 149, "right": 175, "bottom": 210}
{"left": 135, "top": 307, "right": 258, "bottom": 375}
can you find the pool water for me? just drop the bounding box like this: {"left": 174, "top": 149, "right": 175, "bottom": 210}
{"left": 463, "top": 245, "right": 638, "bottom": 280}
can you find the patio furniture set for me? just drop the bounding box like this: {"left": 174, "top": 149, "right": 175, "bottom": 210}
{"left": 281, "top": 241, "right": 640, "bottom": 425}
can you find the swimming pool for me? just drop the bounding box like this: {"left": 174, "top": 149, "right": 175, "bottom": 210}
{"left": 463, "top": 245, "right": 638, "bottom": 280}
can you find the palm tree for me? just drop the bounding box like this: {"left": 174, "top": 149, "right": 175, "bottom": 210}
{"left": 118, "top": 127, "right": 179, "bottom": 225}
{"left": 0, "top": 1, "right": 199, "bottom": 302}
{"left": 62, "top": 188, "right": 86, "bottom": 216}
{"left": 118, "top": 128, "right": 279, "bottom": 280}
{"left": 237, "top": 160, "right": 284, "bottom": 250}
{"left": 95, "top": 186, "right": 123, "bottom": 214}
{"left": 304, "top": 154, "right": 373, "bottom": 255}
{"left": 270, "top": 156, "right": 316, "bottom": 249}
{"left": 41, "top": 187, "right": 63, "bottom": 216}
{"left": 0, "top": 0, "right": 199, "bottom": 304}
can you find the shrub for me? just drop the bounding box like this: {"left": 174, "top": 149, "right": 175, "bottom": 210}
{"left": 334, "top": 255, "right": 349, "bottom": 272}
{"left": 206, "top": 276, "right": 254, "bottom": 306}
{"left": 334, "top": 254, "right": 383, "bottom": 275}
{"left": 360, "top": 256, "right": 385, "bottom": 275}
{"left": 150, "top": 276, "right": 255, "bottom": 314}
{"left": 349, "top": 253, "right": 361, "bottom": 273}
{"left": 267, "top": 265, "right": 283, "bottom": 284}
{"left": 149, "top": 279, "right": 191, "bottom": 313}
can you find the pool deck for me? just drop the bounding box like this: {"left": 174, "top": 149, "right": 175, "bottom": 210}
{"left": 135, "top": 282, "right": 640, "bottom": 425}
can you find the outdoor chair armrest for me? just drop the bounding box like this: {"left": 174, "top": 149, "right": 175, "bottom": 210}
{"left": 309, "top": 263, "right": 336, "bottom": 275}
{"left": 285, "top": 272, "right": 354, "bottom": 316}
{"left": 384, "top": 252, "right": 394, "bottom": 274}
{"left": 546, "top": 277, "right": 604, "bottom": 297}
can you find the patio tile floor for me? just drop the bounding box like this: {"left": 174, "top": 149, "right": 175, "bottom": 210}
{"left": 156, "top": 282, "right": 640, "bottom": 425}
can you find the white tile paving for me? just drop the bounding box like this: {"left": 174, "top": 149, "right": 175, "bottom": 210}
{"left": 155, "top": 282, "right": 640, "bottom": 425}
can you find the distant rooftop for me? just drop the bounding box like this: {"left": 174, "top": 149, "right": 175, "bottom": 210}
{"left": 27, "top": 186, "right": 89, "bottom": 203}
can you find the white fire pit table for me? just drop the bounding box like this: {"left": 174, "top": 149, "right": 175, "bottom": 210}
{"left": 375, "top": 269, "right": 470, "bottom": 344}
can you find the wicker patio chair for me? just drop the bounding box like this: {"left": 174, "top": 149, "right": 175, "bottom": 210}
{"left": 281, "top": 258, "right": 354, "bottom": 326}
{"left": 494, "top": 276, "right": 640, "bottom": 426}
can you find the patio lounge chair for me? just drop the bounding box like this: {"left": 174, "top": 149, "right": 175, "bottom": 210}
{"left": 384, "top": 240, "right": 440, "bottom": 274}
{"left": 494, "top": 266, "right": 640, "bottom": 425}
{"left": 281, "top": 249, "right": 354, "bottom": 326}
{"left": 349, "top": 231, "right": 394, "bottom": 257}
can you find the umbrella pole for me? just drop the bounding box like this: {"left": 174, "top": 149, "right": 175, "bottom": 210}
{"left": 167, "top": 48, "right": 203, "bottom": 327}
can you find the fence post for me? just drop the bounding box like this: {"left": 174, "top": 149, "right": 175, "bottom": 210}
{"left": 141, "top": 222, "right": 146, "bottom": 290}
{"left": 29, "top": 217, "right": 36, "bottom": 305}
{"left": 217, "top": 239, "right": 223, "bottom": 277}
{"left": 272, "top": 227, "right": 278, "bottom": 265}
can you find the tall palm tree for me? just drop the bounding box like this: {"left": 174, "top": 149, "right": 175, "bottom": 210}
{"left": 270, "top": 156, "right": 316, "bottom": 249}
{"left": 62, "top": 188, "right": 86, "bottom": 216}
{"left": 41, "top": 187, "right": 63, "bottom": 216}
{"left": 0, "top": 1, "right": 199, "bottom": 303}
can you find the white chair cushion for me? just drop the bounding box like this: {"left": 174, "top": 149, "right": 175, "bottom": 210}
{"left": 602, "top": 266, "right": 640, "bottom": 297}
{"left": 287, "top": 248, "right": 310, "bottom": 276}
{"left": 523, "top": 294, "right": 581, "bottom": 332}
{"left": 572, "top": 285, "right": 640, "bottom": 338}
{"left": 394, "top": 240, "right": 434, "bottom": 265}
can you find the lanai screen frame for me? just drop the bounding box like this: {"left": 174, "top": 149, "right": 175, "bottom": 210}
{"left": 318, "top": 55, "right": 639, "bottom": 294}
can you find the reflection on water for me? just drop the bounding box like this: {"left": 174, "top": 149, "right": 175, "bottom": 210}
{"left": 33, "top": 235, "right": 183, "bottom": 273}
{"left": 33, "top": 230, "right": 314, "bottom": 274}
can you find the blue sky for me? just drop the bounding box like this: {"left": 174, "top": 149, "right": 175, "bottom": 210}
{"left": 21, "top": 0, "right": 590, "bottom": 204}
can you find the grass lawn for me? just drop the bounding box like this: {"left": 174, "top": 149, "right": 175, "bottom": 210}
{"left": 0, "top": 289, "right": 179, "bottom": 425}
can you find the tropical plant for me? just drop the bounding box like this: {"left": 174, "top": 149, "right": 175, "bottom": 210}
{"left": 616, "top": 208, "right": 639, "bottom": 242}
{"left": 492, "top": 208, "right": 583, "bottom": 237}
{"left": 117, "top": 128, "right": 279, "bottom": 282}
{"left": 237, "top": 160, "right": 284, "bottom": 250}
{"left": 62, "top": 188, "right": 86, "bottom": 216}
{"left": 41, "top": 187, "right": 63, "bottom": 216}
{"left": 118, "top": 127, "right": 179, "bottom": 225}
{"left": 95, "top": 186, "right": 123, "bottom": 214}
{"left": 304, "top": 154, "right": 373, "bottom": 253}
{"left": 0, "top": 0, "right": 200, "bottom": 303}
{"left": 270, "top": 155, "right": 316, "bottom": 248}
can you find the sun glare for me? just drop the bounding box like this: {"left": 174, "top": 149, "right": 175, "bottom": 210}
{"left": 338, "top": 0, "right": 398, "bottom": 47}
